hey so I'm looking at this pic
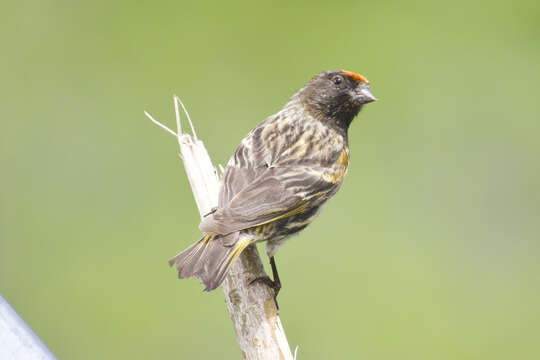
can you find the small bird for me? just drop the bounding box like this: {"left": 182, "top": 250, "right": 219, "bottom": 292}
{"left": 169, "top": 70, "right": 376, "bottom": 295}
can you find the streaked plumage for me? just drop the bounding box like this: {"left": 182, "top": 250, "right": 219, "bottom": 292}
{"left": 169, "top": 70, "right": 376, "bottom": 291}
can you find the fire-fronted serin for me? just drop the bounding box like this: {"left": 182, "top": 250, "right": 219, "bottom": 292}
{"left": 169, "top": 70, "right": 376, "bottom": 294}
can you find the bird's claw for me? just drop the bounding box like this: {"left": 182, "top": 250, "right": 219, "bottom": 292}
{"left": 249, "top": 275, "right": 282, "bottom": 309}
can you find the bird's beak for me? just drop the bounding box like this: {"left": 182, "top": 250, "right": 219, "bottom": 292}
{"left": 357, "top": 86, "right": 377, "bottom": 104}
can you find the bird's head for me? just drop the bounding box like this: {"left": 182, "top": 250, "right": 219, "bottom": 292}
{"left": 297, "top": 69, "right": 376, "bottom": 129}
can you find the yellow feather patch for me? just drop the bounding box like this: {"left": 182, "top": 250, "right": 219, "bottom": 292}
{"left": 222, "top": 238, "right": 251, "bottom": 274}
{"left": 195, "top": 234, "right": 213, "bottom": 250}
{"left": 270, "top": 200, "right": 310, "bottom": 222}
{"left": 323, "top": 148, "right": 349, "bottom": 183}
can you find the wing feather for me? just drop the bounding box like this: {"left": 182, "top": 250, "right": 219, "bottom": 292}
{"left": 199, "top": 166, "right": 335, "bottom": 235}
{"left": 199, "top": 113, "right": 345, "bottom": 235}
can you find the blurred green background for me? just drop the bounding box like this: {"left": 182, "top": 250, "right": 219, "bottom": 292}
{"left": 1, "top": 0, "right": 539, "bottom": 359}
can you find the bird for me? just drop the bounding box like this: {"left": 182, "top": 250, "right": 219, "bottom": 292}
{"left": 169, "top": 69, "right": 376, "bottom": 295}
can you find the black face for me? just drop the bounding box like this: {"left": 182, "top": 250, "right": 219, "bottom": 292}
{"left": 298, "top": 70, "right": 376, "bottom": 129}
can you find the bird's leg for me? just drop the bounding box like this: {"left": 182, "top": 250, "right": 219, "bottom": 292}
{"left": 249, "top": 256, "right": 282, "bottom": 309}
{"left": 269, "top": 256, "right": 282, "bottom": 295}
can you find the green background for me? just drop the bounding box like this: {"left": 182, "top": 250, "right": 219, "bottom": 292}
{"left": 1, "top": 0, "right": 539, "bottom": 359}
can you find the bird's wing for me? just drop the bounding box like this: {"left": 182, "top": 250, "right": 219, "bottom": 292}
{"left": 200, "top": 112, "right": 348, "bottom": 235}
{"left": 199, "top": 165, "right": 336, "bottom": 235}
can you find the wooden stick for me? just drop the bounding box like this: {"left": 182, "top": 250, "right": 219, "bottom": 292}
{"left": 145, "top": 97, "right": 294, "bottom": 360}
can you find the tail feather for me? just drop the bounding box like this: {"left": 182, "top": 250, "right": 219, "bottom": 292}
{"left": 168, "top": 233, "right": 250, "bottom": 291}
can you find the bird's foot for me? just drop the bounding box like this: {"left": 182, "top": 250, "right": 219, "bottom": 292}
{"left": 250, "top": 275, "right": 281, "bottom": 296}
{"left": 249, "top": 275, "right": 281, "bottom": 309}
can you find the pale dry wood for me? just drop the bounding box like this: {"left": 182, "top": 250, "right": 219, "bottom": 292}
{"left": 145, "top": 97, "right": 294, "bottom": 360}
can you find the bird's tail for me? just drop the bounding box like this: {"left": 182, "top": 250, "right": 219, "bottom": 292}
{"left": 168, "top": 233, "right": 250, "bottom": 291}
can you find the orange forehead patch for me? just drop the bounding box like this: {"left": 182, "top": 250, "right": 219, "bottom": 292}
{"left": 341, "top": 70, "right": 369, "bottom": 84}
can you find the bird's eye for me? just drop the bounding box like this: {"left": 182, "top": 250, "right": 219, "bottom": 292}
{"left": 332, "top": 76, "right": 343, "bottom": 85}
